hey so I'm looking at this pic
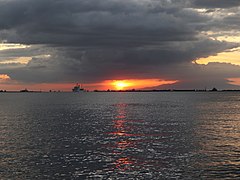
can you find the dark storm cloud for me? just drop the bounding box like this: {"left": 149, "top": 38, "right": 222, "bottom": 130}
{"left": 193, "top": 0, "right": 240, "bottom": 8}
{"left": 0, "top": 0, "right": 203, "bottom": 46}
{"left": 4, "top": 39, "right": 237, "bottom": 84}
{"left": 0, "top": 0, "right": 240, "bottom": 89}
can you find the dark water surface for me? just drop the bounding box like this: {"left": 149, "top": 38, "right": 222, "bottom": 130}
{"left": 1, "top": 92, "right": 240, "bottom": 179}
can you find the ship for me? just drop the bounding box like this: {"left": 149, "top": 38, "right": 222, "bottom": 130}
{"left": 72, "top": 83, "right": 85, "bottom": 92}
{"left": 20, "top": 88, "right": 29, "bottom": 92}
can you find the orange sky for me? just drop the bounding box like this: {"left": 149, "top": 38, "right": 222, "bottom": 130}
{"left": 88, "top": 79, "right": 178, "bottom": 91}
{"left": 196, "top": 47, "right": 240, "bottom": 66}
{"left": 1, "top": 33, "right": 240, "bottom": 91}
{"left": 228, "top": 78, "right": 240, "bottom": 86}
{"left": 0, "top": 77, "right": 178, "bottom": 91}
{"left": 0, "top": 37, "right": 240, "bottom": 91}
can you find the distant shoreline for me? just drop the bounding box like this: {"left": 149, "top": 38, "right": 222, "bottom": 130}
{"left": 1, "top": 89, "right": 240, "bottom": 93}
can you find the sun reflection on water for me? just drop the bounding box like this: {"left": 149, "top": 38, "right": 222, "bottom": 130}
{"left": 115, "top": 157, "right": 134, "bottom": 171}
{"left": 104, "top": 103, "right": 167, "bottom": 173}
{"left": 110, "top": 103, "right": 139, "bottom": 171}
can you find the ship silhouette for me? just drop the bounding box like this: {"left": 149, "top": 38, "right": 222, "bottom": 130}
{"left": 72, "top": 83, "right": 84, "bottom": 92}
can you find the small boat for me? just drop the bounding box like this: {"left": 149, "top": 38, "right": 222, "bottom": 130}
{"left": 72, "top": 83, "right": 84, "bottom": 92}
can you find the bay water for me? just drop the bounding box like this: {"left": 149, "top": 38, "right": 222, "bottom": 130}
{"left": 1, "top": 92, "right": 240, "bottom": 179}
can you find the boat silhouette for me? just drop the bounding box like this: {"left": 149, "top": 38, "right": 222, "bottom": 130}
{"left": 72, "top": 83, "right": 84, "bottom": 92}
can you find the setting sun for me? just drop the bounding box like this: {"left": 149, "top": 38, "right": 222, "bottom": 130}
{"left": 113, "top": 81, "right": 131, "bottom": 90}
{"left": 88, "top": 79, "right": 179, "bottom": 90}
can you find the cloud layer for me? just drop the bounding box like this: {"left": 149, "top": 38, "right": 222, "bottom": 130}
{"left": 0, "top": 0, "right": 240, "bottom": 89}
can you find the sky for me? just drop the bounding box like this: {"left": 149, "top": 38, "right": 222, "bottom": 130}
{"left": 1, "top": 0, "right": 240, "bottom": 91}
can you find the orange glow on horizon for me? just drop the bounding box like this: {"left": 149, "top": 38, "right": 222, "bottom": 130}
{"left": 106, "top": 79, "right": 178, "bottom": 90}
{"left": 78, "top": 79, "right": 178, "bottom": 91}
{"left": 0, "top": 78, "right": 178, "bottom": 91}
{"left": 113, "top": 80, "right": 132, "bottom": 90}
{"left": 228, "top": 78, "right": 240, "bottom": 86}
